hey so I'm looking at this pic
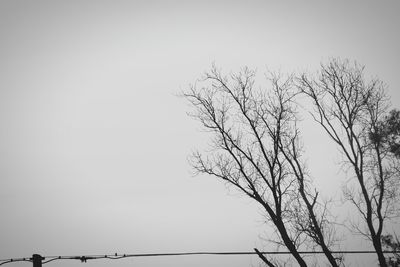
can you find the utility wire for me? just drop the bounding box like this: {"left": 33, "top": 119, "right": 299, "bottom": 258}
{"left": 1, "top": 250, "right": 400, "bottom": 266}
{"left": 0, "top": 258, "right": 32, "bottom": 266}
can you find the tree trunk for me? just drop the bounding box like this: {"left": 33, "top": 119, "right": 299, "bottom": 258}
{"left": 275, "top": 220, "right": 308, "bottom": 267}
{"left": 373, "top": 236, "right": 387, "bottom": 267}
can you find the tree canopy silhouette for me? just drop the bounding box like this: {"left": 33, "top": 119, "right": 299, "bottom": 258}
{"left": 298, "top": 59, "right": 400, "bottom": 267}
{"left": 183, "top": 59, "right": 399, "bottom": 266}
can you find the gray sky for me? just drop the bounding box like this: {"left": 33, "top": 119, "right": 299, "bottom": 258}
{"left": 0, "top": 1, "right": 399, "bottom": 266}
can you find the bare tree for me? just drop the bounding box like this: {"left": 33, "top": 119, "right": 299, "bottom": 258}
{"left": 183, "top": 66, "right": 340, "bottom": 266}
{"left": 298, "top": 58, "right": 400, "bottom": 267}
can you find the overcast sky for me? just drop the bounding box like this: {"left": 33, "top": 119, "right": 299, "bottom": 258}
{"left": 0, "top": 1, "right": 399, "bottom": 267}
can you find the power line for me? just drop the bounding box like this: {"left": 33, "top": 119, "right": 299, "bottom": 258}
{"left": 1, "top": 250, "right": 400, "bottom": 266}
{"left": 0, "top": 258, "right": 31, "bottom": 266}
